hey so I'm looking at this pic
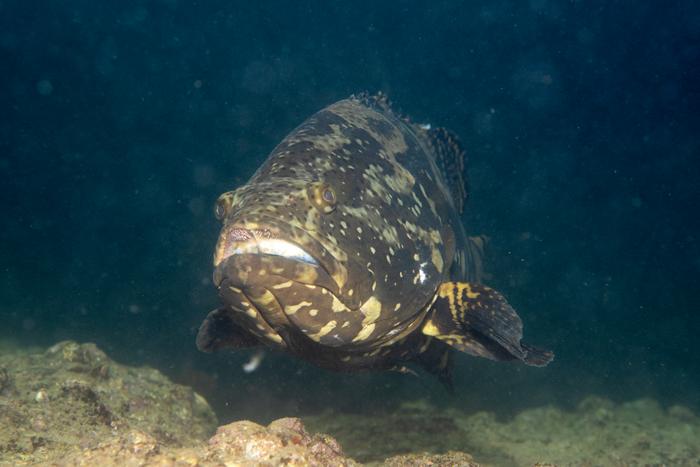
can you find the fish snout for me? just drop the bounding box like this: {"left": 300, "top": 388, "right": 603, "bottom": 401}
{"left": 214, "top": 226, "right": 272, "bottom": 268}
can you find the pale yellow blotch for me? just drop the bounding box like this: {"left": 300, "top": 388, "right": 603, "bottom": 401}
{"left": 353, "top": 323, "right": 376, "bottom": 342}
{"left": 332, "top": 267, "right": 348, "bottom": 290}
{"left": 249, "top": 290, "right": 279, "bottom": 311}
{"left": 304, "top": 207, "right": 320, "bottom": 231}
{"left": 464, "top": 283, "right": 480, "bottom": 299}
{"left": 431, "top": 248, "right": 444, "bottom": 273}
{"left": 309, "top": 320, "right": 337, "bottom": 341}
{"left": 329, "top": 101, "right": 407, "bottom": 154}
{"left": 360, "top": 296, "right": 382, "bottom": 325}
{"left": 305, "top": 123, "right": 351, "bottom": 153}
{"left": 438, "top": 283, "right": 460, "bottom": 321}
{"left": 381, "top": 225, "right": 401, "bottom": 246}
{"left": 429, "top": 229, "right": 443, "bottom": 244}
{"left": 422, "top": 321, "right": 440, "bottom": 336}
{"left": 272, "top": 281, "right": 294, "bottom": 289}
{"left": 284, "top": 300, "right": 312, "bottom": 315}
{"left": 309, "top": 309, "right": 319, "bottom": 317}
{"left": 295, "top": 266, "right": 319, "bottom": 284}
{"left": 265, "top": 333, "right": 283, "bottom": 344}
{"left": 331, "top": 295, "right": 348, "bottom": 313}
{"left": 228, "top": 285, "right": 243, "bottom": 294}
{"left": 394, "top": 303, "right": 402, "bottom": 311}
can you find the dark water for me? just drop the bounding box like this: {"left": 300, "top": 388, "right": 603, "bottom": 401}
{"left": 2, "top": 0, "right": 698, "bottom": 424}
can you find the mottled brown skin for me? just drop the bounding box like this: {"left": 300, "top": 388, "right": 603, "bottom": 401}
{"left": 197, "top": 94, "right": 552, "bottom": 384}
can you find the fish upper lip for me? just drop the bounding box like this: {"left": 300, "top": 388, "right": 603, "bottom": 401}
{"left": 213, "top": 216, "right": 352, "bottom": 301}
{"left": 213, "top": 225, "right": 328, "bottom": 288}
{"left": 230, "top": 239, "right": 319, "bottom": 266}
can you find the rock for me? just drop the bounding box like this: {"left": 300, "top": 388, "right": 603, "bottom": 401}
{"left": 53, "top": 418, "right": 358, "bottom": 466}
{"left": 206, "top": 417, "right": 356, "bottom": 466}
{"left": 668, "top": 404, "right": 696, "bottom": 423}
{"left": 382, "top": 451, "right": 480, "bottom": 467}
{"left": 0, "top": 340, "right": 218, "bottom": 464}
{"left": 0, "top": 341, "right": 360, "bottom": 466}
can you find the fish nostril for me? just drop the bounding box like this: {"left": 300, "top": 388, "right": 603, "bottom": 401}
{"left": 229, "top": 228, "right": 254, "bottom": 242}
{"left": 227, "top": 227, "right": 276, "bottom": 244}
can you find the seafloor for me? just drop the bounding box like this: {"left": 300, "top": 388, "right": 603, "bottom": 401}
{"left": 0, "top": 340, "right": 698, "bottom": 466}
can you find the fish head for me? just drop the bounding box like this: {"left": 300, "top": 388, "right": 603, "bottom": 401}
{"left": 212, "top": 171, "right": 383, "bottom": 348}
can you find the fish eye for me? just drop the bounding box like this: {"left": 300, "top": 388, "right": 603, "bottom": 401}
{"left": 322, "top": 187, "right": 336, "bottom": 204}
{"left": 214, "top": 192, "right": 234, "bottom": 221}
{"left": 309, "top": 182, "right": 337, "bottom": 213}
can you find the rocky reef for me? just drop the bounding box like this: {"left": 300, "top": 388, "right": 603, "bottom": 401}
{"left": 1, "top": 341, "right": 699, "bottom": 466}
{"left": 52, "top": 416, "right": 358, "bottom": 466}
{"left": 0, "top": 340, "right": 217, "bottom": 464}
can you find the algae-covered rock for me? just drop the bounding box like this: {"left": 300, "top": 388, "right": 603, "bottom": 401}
{"left": 0, "top": 342, "right": 362, "bottom": 466}
{"left": 456, "top": 396, "right": 700, "bottom": 466}
{"left": 306, "top": 396, "right": 700, "bottom": 466}
{"left": 0, "top": 340, "right": 217, "bottom": 464}
{"left": 51, "top": 417, "right": 358, "bottom": 466}
{"left": 382, "top": 451, "right": 480, "bottom": 466}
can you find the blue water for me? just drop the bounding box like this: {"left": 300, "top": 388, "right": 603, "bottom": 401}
{"left": 1, "top": 0, "right": 698, "bottom": 422}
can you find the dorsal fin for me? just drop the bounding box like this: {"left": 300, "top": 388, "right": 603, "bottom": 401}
{"left": 353, "top": 91, "right": 405, "bottom": 121}
{"left": 353, "top": 92, "right": 468, "bottom": 212}
{"left": 425, "top": 127, "right": 468, "bottom": 213}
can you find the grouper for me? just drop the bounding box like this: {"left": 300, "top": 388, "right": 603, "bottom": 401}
{"left": 196, "top": 94, "right": 553, "bottom": 387}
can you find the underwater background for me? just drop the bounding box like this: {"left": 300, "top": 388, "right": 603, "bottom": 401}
{"left": 2, "top": 0, "right": 699, "bottom": 458}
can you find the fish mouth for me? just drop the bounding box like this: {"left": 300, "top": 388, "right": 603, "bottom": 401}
{"left": 212, "top": 224, "right": 329, "bottom": 289}
{"left": 214, "top": 225, "right": 320, "bottom": 268}
{"left": 227, "top": 238, "right": 319, "bottom": 267}
{"left": 213, "top": 219, "right": 373, "bottom": 310}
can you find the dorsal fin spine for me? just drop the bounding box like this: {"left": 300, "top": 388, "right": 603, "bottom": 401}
{"left": 425, "top": 127, "right": 468, "bottom": 213}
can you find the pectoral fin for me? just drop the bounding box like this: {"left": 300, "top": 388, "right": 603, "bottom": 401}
{"left": 422, "top": 282, "right": 553, "bottom": 366}
{"left": 196, "top": 308, "right": 261, "bottom": 353}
